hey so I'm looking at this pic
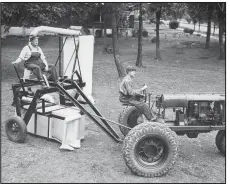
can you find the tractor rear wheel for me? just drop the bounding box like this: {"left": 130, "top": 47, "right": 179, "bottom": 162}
{"left": 122, "top": 122, "right": 178, "bottom": 177}
{"left": 118, "top": 106, "right": 144, "bottom": 136}
{"left": 5, "top": 116, "right": 27, "bottom": 143}
{"left": 215, "top": 130, "right": 225, "bottom": 155}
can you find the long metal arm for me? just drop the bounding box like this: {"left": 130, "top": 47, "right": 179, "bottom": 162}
{"left": 56, "top": 83, "right": 122, "bottom": 143}
{"left": 90, "top": 113, "right": 132, "bottom": 130}
{"left": 23, "top": 90, "right": 42, "bottom": 124}
{"left": 71, "top": 81, "right": 121, "bottom": 139}
{"left": 30, "top": 26, "right": 80, "bottom": 37}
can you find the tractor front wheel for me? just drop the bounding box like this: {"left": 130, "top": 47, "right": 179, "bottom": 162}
{"left": 5, "top": 116, "right": 27, "bottom": 143}
{"left": 118, "top": 106, "right": 144, "bottom": 136}
{"left": 122, "top": 122, "right": 178, "bottom": 177}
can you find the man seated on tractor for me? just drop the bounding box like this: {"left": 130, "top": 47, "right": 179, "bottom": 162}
{"left": 12, "top": 35, "right": 59, "bottom": 88}
{"left": 119, "top": 66, "right": 155, "bottom": 121}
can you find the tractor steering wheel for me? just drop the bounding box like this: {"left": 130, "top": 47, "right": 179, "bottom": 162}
{"left": 142, "top": 89, "right": 147, "bottom": 103}
{"left": 140, "top": 84, "right": 148, "bottom": 103}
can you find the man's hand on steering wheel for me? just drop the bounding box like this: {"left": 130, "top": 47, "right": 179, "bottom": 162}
{"left": 139, "top": 84, "right": 148, "bottom": 102}
{"left": 141, "top": 84, "right": 148, "bottom": 91}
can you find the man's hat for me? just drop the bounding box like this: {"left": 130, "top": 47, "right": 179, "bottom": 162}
{"left": 126, "top": 66, "right": 137, "bottom": 73}
{"left": 29, "top": 35, "right": 39, "bottom": 42}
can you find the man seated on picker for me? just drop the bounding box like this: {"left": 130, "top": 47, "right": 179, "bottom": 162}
{"left": 12, "top": 35, "right": 59, "bottom": 89}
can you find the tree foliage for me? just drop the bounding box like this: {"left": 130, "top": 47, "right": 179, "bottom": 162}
{"left": 186, "top": 3, "right": 209, "bottom": 27}
{"left": 167, "top": 3, "right": 187, "bottom": 20}
{"left": 1, "top": 3, "right": 94, "bottom": 27}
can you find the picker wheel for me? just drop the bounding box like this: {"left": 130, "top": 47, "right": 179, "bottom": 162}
{"left": 5, "top": 116, "right": 27, "bottom": 143}
{"left": 118, "top": 106, "right": 144, "bottom": 136}
{"left": 122, "top": 122, "right": 178, "bottom": 177}
{"left": 215, "top": 130, "right": 225, "bottom": 155}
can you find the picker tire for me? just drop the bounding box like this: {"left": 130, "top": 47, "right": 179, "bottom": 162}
{"left": 5, "top": 116, "right": 27, "bottom": 143}
{"left": 118, "top": 106, "right": 144, "bottom": 136}
{"left": 215, "top": 130, "right": 225, "bottom": 155}
{"left": 122, "top": 122, "right": 178, "bottom": 177}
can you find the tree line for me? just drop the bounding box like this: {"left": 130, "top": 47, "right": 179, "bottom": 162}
{"left": 1, "top": 3, "right": 226, "bottom": 77}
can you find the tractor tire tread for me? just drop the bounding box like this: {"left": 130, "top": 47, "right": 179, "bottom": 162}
{"left": 122, "top": 122, "right": 178, "bottom": 177}
{"left": 118, "top": 106, "right": 139, "bottom": 136}
{"left": 215, "top": 130, "right": 225, "bottom": 155}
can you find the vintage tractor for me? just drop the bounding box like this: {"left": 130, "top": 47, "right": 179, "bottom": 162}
{"left": 119, "top": 92, "right": 225, "bottom": 177}
{"left": 4, "top": 26, "right": 225, "bottom": 179}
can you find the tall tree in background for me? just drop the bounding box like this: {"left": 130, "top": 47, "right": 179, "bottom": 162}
{"left": 111, "top": 3, "right": 126, "bottom": 77}
{"left": 136, "top": 3, "right": 143, "bottom": 67}
{"left": 205, "top": 3, "right": 214, "bottom": 49}
{"left": 146, "top": 3, "right": 176, "bottom": 61}
{"left": 155, "top": 7, "right": 162, "bottom": 60}
{"left": 217, "top": 2, "right": 225, "bottom": 60}
{"left": 187, "top": 3, "right": 217, "bottom": 49}
{"left": 212, "top": 10, "right": 219, "bottom": 36}
{"left": 101, "top": 3, "right": 109, "bottom": 52}
{"left": 146, "top": 3, "right": 163, "bottom": 60}
{"left": 99, "top": 3, "right": 132, "bottom": 77}
{"left": 187, "top": 3, "right": 201, "bottom": 31}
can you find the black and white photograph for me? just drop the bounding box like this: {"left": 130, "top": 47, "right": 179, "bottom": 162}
{"left": 1, "top": 2, "right": 226, "bottom": 183}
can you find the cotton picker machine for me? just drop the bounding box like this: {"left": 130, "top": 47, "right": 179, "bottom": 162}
{"left": 4, "top": 26, "right": 226, "bottom": 178}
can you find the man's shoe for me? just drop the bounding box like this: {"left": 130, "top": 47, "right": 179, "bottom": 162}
{"left": 150, "top": 117, "right": 157, "bottom": 122}
{"left": 40, "top": 81, "right": 48, "bottom": 89}
{"left": 27, "top": 87, "right": 34, "bottom": 96}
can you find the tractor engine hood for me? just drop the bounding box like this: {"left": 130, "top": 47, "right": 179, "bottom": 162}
{"left": 30, "top": 26, "right": 81, "bottom": 37}
{"left": 160, "top": 93, "right": 225, "bottom": 108}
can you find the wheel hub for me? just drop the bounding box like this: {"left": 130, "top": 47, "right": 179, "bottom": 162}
{"left": 143, "top": 144, "right": 158, "bottom": 158}
{"left": 138, "top": 139, "right": 164, "bottom": 163}
{"left": 8, "top": 122, "right": 20, "bottom": 140}
{"left": 11, "top": 123, "right": 19, "bottom": 132}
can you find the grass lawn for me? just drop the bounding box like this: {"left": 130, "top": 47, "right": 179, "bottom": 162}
{"left": 1, "top": 27, "right": 225, "bottom": 183}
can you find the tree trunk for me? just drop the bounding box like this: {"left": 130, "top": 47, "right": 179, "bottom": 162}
{"left": 112, "top": 6, "right": 126, "bottom": 77}
{"left": 199, "top": 21, "right": 201, "bottom": 32}
{"left": 218, "top": 15, "right": 225, "bottom": 60}
{"left": 136, "top": 3, "right": 143, "bottom": 67}
{"left": 213, "top": 22, "right": 216, "bottom": 36}
{"left": 117, "top": 25, "right": 119, "bottom": 40}
{"left": 103, "top": 13, "right": 107, "bottom": 52}
{"left": 205, "top": 4, "right": 213, "bottom": 49}
{"left": 155, "top": 8, "right": 162, "bottom": 60}
{"left": 103, "top": 17, "right": 106, "bottom": 38}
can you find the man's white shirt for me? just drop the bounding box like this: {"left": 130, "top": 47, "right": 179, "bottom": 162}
{"left": 18, "top": 42, "right": 46, "bottom": 61}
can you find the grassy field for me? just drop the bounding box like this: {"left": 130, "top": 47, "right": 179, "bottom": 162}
{"left": 1, "top": 27, "right": 225, "bottom": 183}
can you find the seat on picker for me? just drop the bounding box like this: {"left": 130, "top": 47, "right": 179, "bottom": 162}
{"left": 23, "top": 68, "right": 50, "bottom": 87}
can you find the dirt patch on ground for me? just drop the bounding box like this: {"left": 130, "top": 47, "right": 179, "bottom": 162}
{"left": 1, "top": 29, "right": 225, "bottom": 183}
